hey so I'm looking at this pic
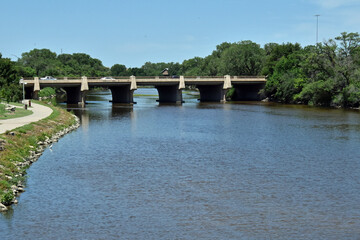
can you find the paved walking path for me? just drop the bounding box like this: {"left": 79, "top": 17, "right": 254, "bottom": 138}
{"left": 0, "top": 102, "right": 53, "bottom": 134}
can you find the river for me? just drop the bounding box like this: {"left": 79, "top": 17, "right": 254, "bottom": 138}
{"left": 1, "top": 88, "right": 360, "bottom": 239}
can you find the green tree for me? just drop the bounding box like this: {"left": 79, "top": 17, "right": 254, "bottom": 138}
{"left": 0, "top": 55, "right": 22, "bottom": 102}
{"left": 62, "top": 53, "right": 109, "bottom": 77}
{"left": 126, "top": 67, "right": 145, "bottom": 76}
{"left": 19, "top": 49, "right": 59, "bottom": 76}
{"left": 110, "top": 64, "right": 127, "bottom": 76}
{"left": 181, "top": 57, "right": 204, "bottom": 76}
{"left": 218, "top": 40, "right": 264, "bottom": 76}
{"left": 263, "top": 53, "right": 306, "bottom": 102}
{"left": 262, "top": 42, "right": 302, "bottom": 76}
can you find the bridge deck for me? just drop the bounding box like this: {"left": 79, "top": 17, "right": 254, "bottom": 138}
{"left": 22, "top": 76, "right": 266, "bottom": 88}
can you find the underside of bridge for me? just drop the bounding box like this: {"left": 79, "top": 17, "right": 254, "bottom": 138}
{"left": 63, "top": 87, "right": 86, "bottom": 105}
{"left": 232, "top": 83, "right": 265, "bottom": 101}
{"left": 109, "top": 86, "right": 134, "bottom": 103}
{"left": 155, "top": 85, "right": 183, "bottom": 103}
{"left": 25, "top": 87, "right": 34, "bottom": 99}
{"left": 196, "top": 84, "right": 227, "bottom": 102}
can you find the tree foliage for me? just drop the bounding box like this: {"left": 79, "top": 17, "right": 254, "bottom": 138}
{"left": 263, "top": 32, "right": 360, "bottom": 107}
{"left": 0, "top": 54, "right": 22, "bottom": 102}
{"left": 218, "top": 41, "right": 264, "bottom": 76}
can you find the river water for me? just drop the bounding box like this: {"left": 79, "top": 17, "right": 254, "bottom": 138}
{"left": 1, "top": 89, "right": 360, "bottom": 239}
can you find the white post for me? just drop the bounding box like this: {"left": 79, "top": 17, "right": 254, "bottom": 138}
{"left": 22, "top": 81, "right": 25, "bottom": 102}
{"left": 20, "top": 78, "right": 27, "bottom": 103}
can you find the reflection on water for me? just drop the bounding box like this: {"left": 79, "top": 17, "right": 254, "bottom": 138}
{"left": 1, "top": 88, "right": 360, "bottom": 239}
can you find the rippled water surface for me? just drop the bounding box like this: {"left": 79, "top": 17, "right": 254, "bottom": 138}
{"left": 1, "top": 89, "right": 360, "bottom": 239}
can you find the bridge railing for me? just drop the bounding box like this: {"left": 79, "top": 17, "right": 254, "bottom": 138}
{"left": 22, "top": 75, "right": 266, "bottom": 81}
{"left": 184, "top": 76, "right": 223, "bottom": 79}
{"left": 232, "top": 76, "right": 266, "bottom": 79}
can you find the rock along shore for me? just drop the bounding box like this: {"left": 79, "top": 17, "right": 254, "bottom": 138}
{"left": 0, "top": 114, "right": 80, "bottom": 212}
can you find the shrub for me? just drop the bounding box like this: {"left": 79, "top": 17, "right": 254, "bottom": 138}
{"left": 1, "top": 191, "right": 14, "bottom": 206}
{"left": 39, "top": 87, "right": 56, "bottom": 98}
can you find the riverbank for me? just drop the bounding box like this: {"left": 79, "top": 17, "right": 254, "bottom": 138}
{"left": 0, "top": 101, "right": 80, "bottom": 211}
{"left": 0, "top": 102, "right": 33, "bottom": 120}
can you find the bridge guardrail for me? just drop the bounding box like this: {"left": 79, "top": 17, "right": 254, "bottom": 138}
{"left": 22, "top": 76, "right": 266, "bottom": 81}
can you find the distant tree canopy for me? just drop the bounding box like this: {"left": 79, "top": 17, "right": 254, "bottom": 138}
{"left": 1, "top": 31, "right": 360, "bottom": 107}
{"left": 262, "top": 32, "right": 360, "bottom": 107}
{"left": 18, "top": 49, "right": 110, "bottom": 77}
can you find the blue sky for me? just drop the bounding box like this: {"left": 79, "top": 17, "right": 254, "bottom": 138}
{"left": 1, "top": 0, "right": 359, "bottom": 67}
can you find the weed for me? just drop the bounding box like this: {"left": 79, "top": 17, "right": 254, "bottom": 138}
{"left": 1, "top": 191, "right": 14, "bottom": 206}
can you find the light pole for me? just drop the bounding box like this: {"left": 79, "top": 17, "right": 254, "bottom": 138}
{"left": 315, "top": 14, "right": 320, "bottom": 44}
{"left": 19, "top": 78, "right": 27, "bottom": 103}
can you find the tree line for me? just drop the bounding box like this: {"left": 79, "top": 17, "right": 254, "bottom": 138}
{"left": 0, "top": 32, "right": 359, "bottom": 107}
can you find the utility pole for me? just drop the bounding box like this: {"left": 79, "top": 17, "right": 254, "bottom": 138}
{"left": 315, "top": 14, "right": 320, "bottom": 44}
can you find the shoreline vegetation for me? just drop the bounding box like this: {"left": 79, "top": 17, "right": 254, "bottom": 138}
{"left": 1, "top": 31, "right": 360, "bottom": 110}
{"left": 0, "top": 101, "right": 80, "bottom": 211}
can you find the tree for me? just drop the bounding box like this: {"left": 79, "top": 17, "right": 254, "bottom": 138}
{"left": 57, "top": 53, "right": 109, "bottom": 76}
{"left": 181, "top": 57, "right": 204, "bottom": 75}
{"left": 126, "top": 67, "right": 145, "bottom": 76}
{"left": 263, "top": 50, "right": 306, "bottom": 103}
{"left": 335, "top": 32, "right": 360, "bottom": 58}
{"left": 0, "top": 55, "right": 22, "bottom": 102}
{"left": 19, "top": 49, "right": 59, "bottom": 76}
{"left": 218, "top": 40, "right": 264, "bottom": 76}
{"left": 110, "top": 64, "right": 127, "bottom": 76}
{"left": 262, "top": 42, "right": 302, "bottom": 76}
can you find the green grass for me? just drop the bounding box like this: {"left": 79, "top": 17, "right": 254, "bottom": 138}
{"left": 0, "top": 103, "right": 33, "bottom": 120}
{"left": 8, "top": 102, "right": 23, "bottom": 107}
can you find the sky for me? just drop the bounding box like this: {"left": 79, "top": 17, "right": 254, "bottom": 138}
{"left": 1, "top": 0, "right": 360, "bottom": 68}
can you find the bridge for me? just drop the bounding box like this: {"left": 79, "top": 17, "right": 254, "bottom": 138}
{"left": 21, "top": 75, "right": 266, "bottom": 106}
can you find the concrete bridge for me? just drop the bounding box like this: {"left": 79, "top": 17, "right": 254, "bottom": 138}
{"left": 22, "top": 75, "right": 266, "bottom": 106}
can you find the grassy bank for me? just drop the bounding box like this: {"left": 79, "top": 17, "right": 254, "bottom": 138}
{"left": 0, "top": 101, "right": 77, "bottom": 206}
{"left": 0, "top": 103, "right": 33, "bottom": 120}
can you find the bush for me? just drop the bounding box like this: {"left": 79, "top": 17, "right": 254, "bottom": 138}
{"left": 226, "top": 87, "right": 235, "bottom": 100}
{"left": 39, "top": 87, "right": 56, "bottom": 98}
{"left": 295, "top": 80, "right": 334, "bottom": 106}
{"left": 1, "top": 191, "right": 14, "bottom": 206}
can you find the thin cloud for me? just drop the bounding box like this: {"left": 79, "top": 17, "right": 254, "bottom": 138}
{"left": 314, "top": 0, "right": 359, "bottom": 8}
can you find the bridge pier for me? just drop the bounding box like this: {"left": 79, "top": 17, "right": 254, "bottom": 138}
{"left": 155, "top": 85, "right": 183, "bottom": 103}
{"left": 109, "top": 86, "right": 135, "bottom": 104}
{"left": 197, "top": 84, "right": 228, "bottom": 102}
{"left": 63, "top": 86, "right": 87, "bottom": 106}
{"left": 232, "top": 83, "right": 265, "bottom": 100}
